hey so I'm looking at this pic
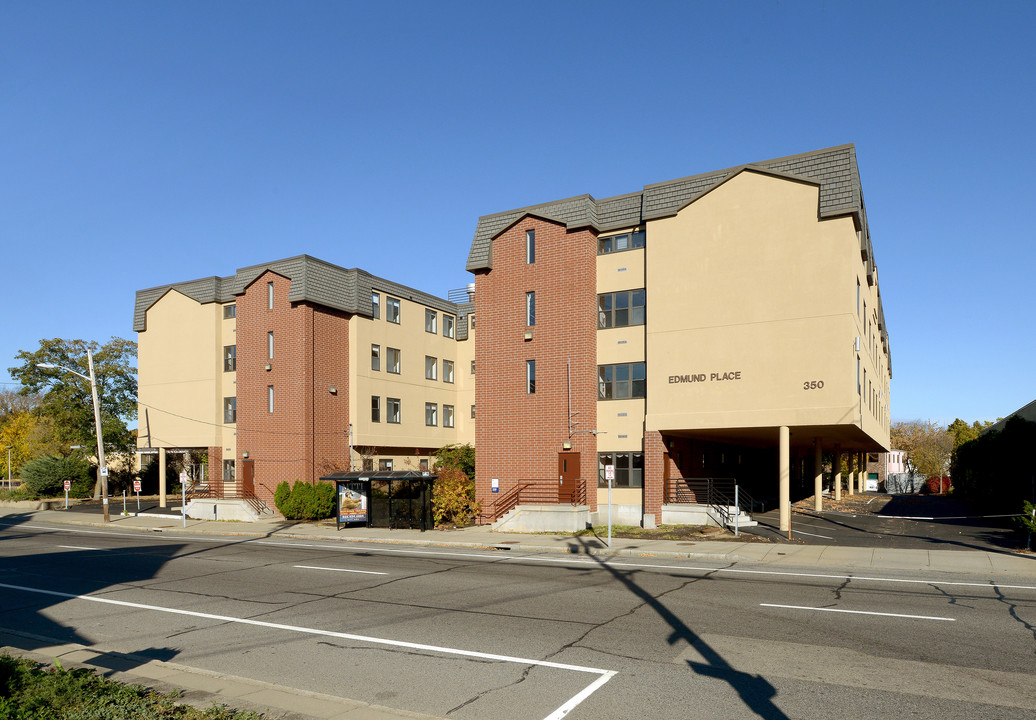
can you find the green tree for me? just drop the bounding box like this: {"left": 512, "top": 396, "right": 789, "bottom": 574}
{"left": 8, "top": 338, "right": 138, "bottom": 453}
{"left": 433, "top": 443, "right": 475, "bottom": 479}
{"left": 20, "top": 455, "right": 92, "bottom": 498}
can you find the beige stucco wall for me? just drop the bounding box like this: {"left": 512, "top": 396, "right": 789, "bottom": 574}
{"left": 644, "top": 169, "right": 890, "bottom": 450}
{"left": 349, "top": 292, "right": 475, "bottom": 455}
{"left": 137, "top": 290, "right": 225, "bottom": 449}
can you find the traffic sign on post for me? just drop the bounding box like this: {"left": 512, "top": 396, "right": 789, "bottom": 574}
{"left": 133, "top": 480, "right": 141, "bottom": 493}
{"left": 63, "top": 480, "right": 71, "bottom": 491}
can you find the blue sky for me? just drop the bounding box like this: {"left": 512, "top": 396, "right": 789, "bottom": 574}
{"left": 2, "top": 1, "right": 1033, "bottom": 427}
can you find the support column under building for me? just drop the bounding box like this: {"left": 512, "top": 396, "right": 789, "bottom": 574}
{"left": 860, "top": 452, "right": 867, "bottom": 492}
{"left": 814, "top": 438, "right": 823, "bottom": 512}
{"left": 779, "top": 426, "right": 790, "bottom": 532}
{"left": 847, "top": 453, "right": 855, "bottom": 496}
{"left": 159, "top": 447, "right": 167, "bottom": 509}
{"left": 833, "top": 443, "right": 842, "bottom": 502}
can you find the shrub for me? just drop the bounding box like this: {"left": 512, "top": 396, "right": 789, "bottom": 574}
{"left": 432, "top": 466, "right": 480, "bottom": 526}
{"left": 925, "top": 476, "right": 950, "bottom": 494}
{"left": 274, "top": 480, "right": 336, "bottom": 520}
{"left": 1019, "top": 501, "right": 1036, "bottom": 536}
{"left": 19, "top": 456, "right": 92, "bottom": 499}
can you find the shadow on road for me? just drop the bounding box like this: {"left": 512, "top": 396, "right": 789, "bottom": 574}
{"left": 569, "top": 536, "right": 790, "bottom": 720}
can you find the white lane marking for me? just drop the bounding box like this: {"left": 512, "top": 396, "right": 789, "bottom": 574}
{"left": 880, "top": 514, "right": 1021, "bottom": 520}
{"left": 761, "top": 603, "right": 955, "bottom": 622}
{"left": 294, "top": 565, "right": 386, "bottom": 575}
{"left": 0, "top": 580, "right": 616, "bottom": 719}
{"left": 792, "top": 529, "right": 835, "bottom": 539}
{"left": 57, "top": 545, "right": 108, "bottom": 551}
{"left": 9, "top": 521, "right": 1036, "bottom": 592}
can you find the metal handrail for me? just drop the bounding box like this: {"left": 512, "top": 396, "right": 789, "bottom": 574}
{"left": 478, "top": 478, "right": 588, "bottom": 524}
{"left": 666, "top": 477, "right": 755, "bottom": 528}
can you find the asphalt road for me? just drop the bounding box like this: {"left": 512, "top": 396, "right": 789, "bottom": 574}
{"left": 1, "top": 517, "right": 1034, "bottom": 719}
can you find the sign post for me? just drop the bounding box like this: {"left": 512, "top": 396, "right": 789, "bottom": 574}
{"left": 63, "top": 480, "right": 70, "bottom": 509}
{"left": 133, "top": 479, "right": 141, "bottom": 510}
{"left": 604, "top": 464, "right": 615, "bottom": 548}
{"left": 179, "top": 472, "right": 188, "bottom": 528}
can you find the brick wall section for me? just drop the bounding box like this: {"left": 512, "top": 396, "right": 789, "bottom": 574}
{"left": 643, "top": 430, "right": 667, "bottom": 517}
{"left": 207, "top": 446, "right": 222, "bottom": 492}
{"left": 236, "top": 271, "right": 350, "bottom": 509}
{"left": 475, "top": 217, "right": 598, "bottom": 512}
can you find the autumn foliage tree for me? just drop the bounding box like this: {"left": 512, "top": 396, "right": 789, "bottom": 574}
{"left": 890, "top": 420, "right": 953, "bottom": 486}
{"left": 432, "top": 443, "right": 478, "bottom": 526}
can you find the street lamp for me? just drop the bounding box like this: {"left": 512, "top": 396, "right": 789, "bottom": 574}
{"left": 37, "top": 349, "right": 109, "bottom": 522}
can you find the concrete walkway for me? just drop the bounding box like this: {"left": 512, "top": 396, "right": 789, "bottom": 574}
{"left": 2, "top": 505, "right": 1035, "bottom": 720}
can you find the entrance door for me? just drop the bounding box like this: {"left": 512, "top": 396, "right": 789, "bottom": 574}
{"left": 240, "top": 460, "right": 255, "bottom": 498}
{"left": 558, "top": 452, "right": 580, "bottom": 504}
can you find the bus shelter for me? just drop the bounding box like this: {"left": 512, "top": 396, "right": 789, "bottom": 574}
{"left": 321, "top": 471, "right": 436, "bottom": 532}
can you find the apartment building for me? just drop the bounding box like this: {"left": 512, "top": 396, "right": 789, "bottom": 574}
{"left": 134, "top": 255, "right": 475, "bottom": 510}
{"left": 467, "top": 144, "right": 891, "bottom": 531}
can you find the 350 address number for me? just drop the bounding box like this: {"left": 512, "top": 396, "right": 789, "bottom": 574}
{"left": 802, "top": 380, "right": 825, "bottom": 390}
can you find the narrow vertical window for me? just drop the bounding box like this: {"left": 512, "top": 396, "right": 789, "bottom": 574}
{"left": 526, "top": 359, "right": 536, "bottom": 394}
{"left": 267, "top": 385, "right": 274, "bottom": 413}
{"left": 371, "top": 344, "right": 380, "bottom": 371}
{"left": 443, "top": 404, "right": 455, "bottom": 428}
{"left": 425, "top": 402, "right": 438, "bottom": 426}
{"left": 425, "top": 309, "right": 437, "bottom": 334}
{"left": 268, "top": 281, "right": 274, "bottom": 310}
{"left": 443, "top": 315, "right": 455, "bottom": 338}
{"left": 371, "top": 396, "right": 380, "bottom": 422}
{"left": 526, "top": 229, "right": 535, "bottom": 264}
{"left": 267, "top": 331, "right": 274, "bottom": 360}
{"left": 223, "top": 397, "right": 236, "bottom": 423}
{"left": 856, "top": 279, "right": 861, "bottom": 318}
{"left": 471, "top": 404, "right": 476, "bottom": 419}
{"left": 223, "top": 345, "right": 236, "bottom": 372}
{"left": 387, "top": 297, "right": 400, "bottom": 323}
{"left": 425, "top": 355, "right": 437, "bottom": 380}
{"left": 526, "top": 291, "right": 536, "bottom": 326}
{"left": 371, "top": 292, "right": 380, "bottom": 319}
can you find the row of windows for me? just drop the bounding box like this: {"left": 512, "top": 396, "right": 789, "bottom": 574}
{"left": 524, "top": 228, "right": 646, "bottom": 263}
{"left": 370, "top": 397, "right": 471, "bottom": 427}
{"left": 597, "top": 451, "right": 644, "bottom": 487}
{"left": 371, "top": 344, "right": 456, "bottom": 382}
{"left": 598, "top": 290, "right": 645, "bottom": 328}
{"left": 371, "top": 292, "right": 457, "bottom": 337}
{"left": 522, "top": 361, "right": 648, "bottom": 399}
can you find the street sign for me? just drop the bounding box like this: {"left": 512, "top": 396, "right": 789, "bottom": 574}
{"left": 179, "top": 471, "right": 189, "bottom": 483}
{"left": 99, "top": 467, "right": 108, "bottom": 477}
{"left": 133, "top": 480, "right": 141, "bottom": 493}
{"left": 604, "top": 465, "right": 615, "bottom": 481}
{"left": 63, "top": 480, "right": 71, "bottom": 491}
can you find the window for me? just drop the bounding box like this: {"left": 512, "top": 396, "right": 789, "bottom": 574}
{"left": 223, "top": 345, "right": 236, "bottom": 372}
{"left": 387, "top": 296, "right": 400, "bottom": 323}
{"left": 526, "top": 229, "right": 535, "bottom": 264}
{"left": 361, "top": 458, "right": 373, "bottom": 472}
{"left": 267, "top": 331, "right": 274, "bottom": 360}
{"left": 857, "top": 279, "right": 861, "bottom": 318}
{"left": 371, "top": 292, "right": 380, "bottom": 319}
{"left": 443, "top": 315, "right": 455, "bottom": 338}
{"left": 471, "top": 360, "right": 476, "bottom": 374}
{"left": 598, "top": 289, "right": 646, "bottom": 328}
{"left": 387, "top": 347, "right": 401, "bottom": 374}
{"left": 223, "top": 459, "right": 235, "bottom": 482}
{"left": 223, "top": 304, "right": 236, "bottom": 319}
{"left": 267, "top": 385, "right": 274, "bottom": 413}
{"left": 598, "top": 451, "right": 644, "bottom": 487}
{"left": 425, "top": 309, "right": 437, "bottom": 334}
{"left": 420, "top": 458, "right": 429, "bottom": 471}
{"left": 443, "top": 359, "right": 454, "bottom": 383}
{"left": 597, "top": 231, "right": 645, "bottom": 255}
{"left": 443, "top": 404, "right": 455, "bottom": 428}
{"left": 223, "top": 397, "right": 236, "bottom": 423}
{"left": 857, "top": 355, "right": 861, "bottom": 395}
{"left": 598, "top": 362, "right": 646, "bottom": 399}
{"left": 471, "top": 404, "right": 476, "bottom": 419}
{"left": 387, "top": 397, "right": 401, "bottom": 423}
{"left": 526, "top": 291, "right": 536, "bottom": 326}
{"left": 425, "top": 355, "right": 437, "bottom": 380}
{"left": 425, "top": 402, "right": 438, "bottom": 426}
{"left": 371, "top": 344, "right": 380, "bottom": 371}
{"left": 371, "top": 396, "right": 380, "bottom": 423}
{"left": 470, "top": 314, "right": 475, "bottom": 328}
{"left": 379, "top": 459, "right": 394, "bottom": 471}
{"left": 268, "top": 281, "right": 274, "bottom": 310}
{"left": 526, "top": 359, "right": 536, "bottom": 394}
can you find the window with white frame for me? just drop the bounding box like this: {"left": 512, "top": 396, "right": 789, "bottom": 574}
{"left": 526, "top": 229, "right": 535, "bottom": 263}
{"left": 267, "top": 331, "right": 274, "bottom": 360}
{"left": 267, "top": 281, "right": 274, "bottom": 310}
{"left": 526, "top": 291, "right": 536, "bottom": 326}
{"left": 425, "top": 309, "right": 437, "bottom": 334}
{"left": 526, "top": 359, "right": 536, "bottom": 394}
{"left": 267, "top": 385, "right": 274, "bottom": 413}
{"left": 425, "top": 355, "right": 437, "bottom": 380}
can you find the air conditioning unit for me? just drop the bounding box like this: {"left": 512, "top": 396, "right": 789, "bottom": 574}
{"left": 853, "top": 337, "right": 861, "bottom": 351}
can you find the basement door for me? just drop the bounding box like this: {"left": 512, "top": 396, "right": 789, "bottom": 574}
{"left": 558, "top": 452, "right": 580, "bottom": 504}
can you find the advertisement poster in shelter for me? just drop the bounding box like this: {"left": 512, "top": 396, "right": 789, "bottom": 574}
{"left": 338, "top": 482, "right": 367, "bottom": 523}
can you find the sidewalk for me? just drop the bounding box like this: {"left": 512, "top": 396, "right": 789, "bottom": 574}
{"left": 10, "top": 504, "right": 1036, "bottom": 577}
{"left": 2, "top": 505, "right": 1035, "bottom": 720}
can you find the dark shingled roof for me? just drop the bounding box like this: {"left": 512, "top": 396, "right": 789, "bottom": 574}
{"left": 465, "top": 143, "right": 889, "bottom": 350}
{"left": 134, "top": 255, "right": 466, "bottom": 333}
